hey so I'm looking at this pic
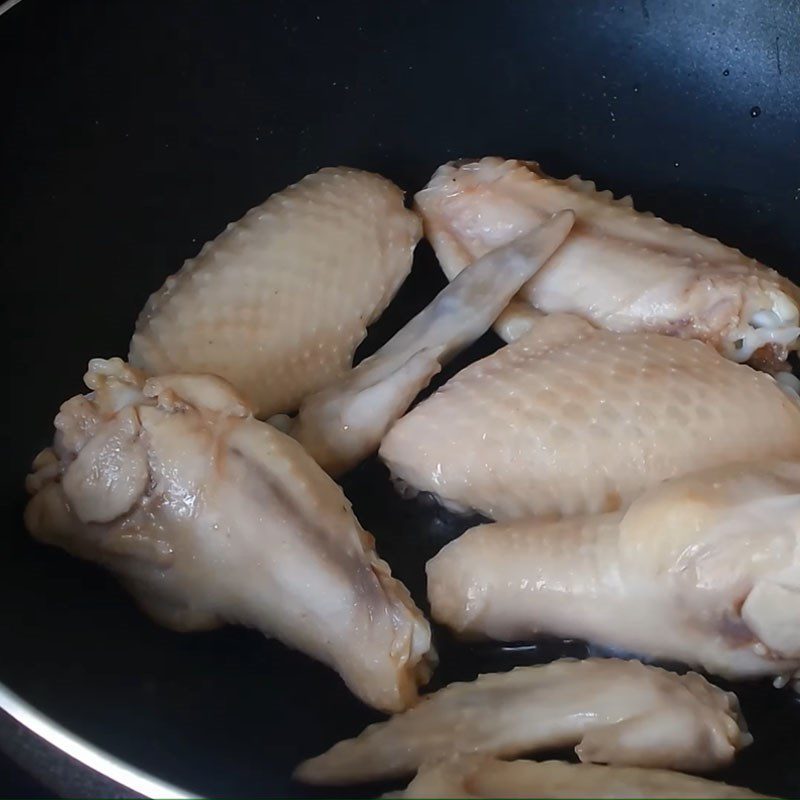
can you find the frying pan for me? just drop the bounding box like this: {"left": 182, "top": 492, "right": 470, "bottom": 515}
{"left": 3, "top": 0, "right": 800, "bottom": 796}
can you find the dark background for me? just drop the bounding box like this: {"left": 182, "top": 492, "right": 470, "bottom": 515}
{"left": 2, "top": 0, "right": 800, "bottom": 796}
{"left": 0, "top": 751, "right": 47, "bottom": 799}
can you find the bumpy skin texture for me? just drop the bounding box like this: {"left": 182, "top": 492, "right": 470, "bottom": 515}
{"left": 427, "top": 461, "right": 800, "bottom": 684}
{"left": 284, "top": 211, "right": 575, "bottom": 476}
{"left": 416, "top": 157, "right": 800, "bottom": 368}
{"left": 25, "top": 359, "right": 434, "bottom": 712}
{"left": 130, "top": 167, "right": 421, "bottom": 417}
{"left": 295, "top": 658, "right": 750, "bottom": 785}
{"left": 380, "top": 314, "right": 800, "bottom": 521}
{"left": 392, "top": 757, "right": 771, "bottom": 799}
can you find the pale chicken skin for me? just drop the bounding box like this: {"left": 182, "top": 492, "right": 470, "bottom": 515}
{"left": 392, "top": 757, "right": 771, "bottom": 799}
{"left": 295, "top": 658, "right": 750, "bottom": 785}
{"left": 280, "top": 211, "right": 574, "bottom": 475}
{"left": 24, "top": 359, "right": 434, "bottom": 712}
{"left": 416, "top": 157, "right": 800, "bottom": 368}
{"left": 380, "top": 314, "right": 800, "bottom": 521}
{"left": 427, "top": 461, "right": 800, "bottom": 684}
{"left": 130, "top": 167, "right": 421, "bottom": 418}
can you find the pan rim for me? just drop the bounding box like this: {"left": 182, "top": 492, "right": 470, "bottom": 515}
{"left": 0, "top": 0, "right": 25, "bottom": 18}
{"left": 0, "top": 681, "right": 197, "bottom": 799}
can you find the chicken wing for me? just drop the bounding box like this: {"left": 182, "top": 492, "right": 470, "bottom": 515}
{"left": 427, "top": 460, "right": 800, "bottom": 684}
{"left": 130, "top": 167, "right": 421, "bottom": 418}
{"left": 380, "top": 314, "right": 800, "bottom": 521}
{"left": 392, "top": 757, "right": 771, "bottom": 799}
{"left": 295, "top": 658, "right": 749, "bottom": 785}
{"left": 416, "top": 157, "right": 800, "bottom": 369}
{"left": 24, "top": 359, "right": 434, "bottom": 712}
{"left": 281, "top": 210, "right": 574, "bottom": 475}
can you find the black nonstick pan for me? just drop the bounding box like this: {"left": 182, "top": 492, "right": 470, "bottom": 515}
{"left": 3, "top": 1, "right": 800, "bottom": 797}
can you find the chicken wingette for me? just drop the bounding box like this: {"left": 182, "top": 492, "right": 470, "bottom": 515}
{"left": 381, "top": 315, "right": 800, "bottom": 521}
{"left": 428, "top": 460, "right": 800, "bottom": 685}
{"left": 296, "top": 658, "right": 749, "bottom": 785}
{"left": 416, "top": 157, "right": 800, "bottom": 369}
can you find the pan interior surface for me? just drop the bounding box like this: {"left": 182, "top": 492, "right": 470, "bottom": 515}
{"left": 2, "top": 0, "right": 800, "bottom": 796}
